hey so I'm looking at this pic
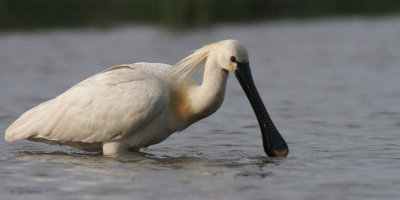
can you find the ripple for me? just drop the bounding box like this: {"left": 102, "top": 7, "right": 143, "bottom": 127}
{"left": 235, "top": 171, "right": 272, "bottom": 179}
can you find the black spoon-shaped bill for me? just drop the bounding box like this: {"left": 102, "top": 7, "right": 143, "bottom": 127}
{"left": 234, "top": 62, "right": 288, "bottom": 157}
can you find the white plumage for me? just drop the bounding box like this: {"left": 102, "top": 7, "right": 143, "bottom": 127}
{"left": 6, "top": 40, "right": 249, "bottom": 155}
{"left": 6, "top": 64, "right": 172, "bottom": 154}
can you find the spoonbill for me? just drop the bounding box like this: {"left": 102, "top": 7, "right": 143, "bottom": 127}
{"left": 5, "top": 39, "right": 288, "bottom": 157}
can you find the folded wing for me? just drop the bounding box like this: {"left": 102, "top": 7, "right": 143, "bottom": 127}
{"left": 5, "top": 66, "right": 168, "bottom": 143}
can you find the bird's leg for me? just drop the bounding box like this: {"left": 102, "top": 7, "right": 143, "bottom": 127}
{"left": 102, "top": 141, "right": 130, "bottom": 156}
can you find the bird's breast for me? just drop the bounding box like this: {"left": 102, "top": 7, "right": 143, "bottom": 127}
{"left": 168, "top": 85, "right": 194, "bottom": 128}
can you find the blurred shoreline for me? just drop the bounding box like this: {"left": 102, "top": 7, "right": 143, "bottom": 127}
{"left": 1, "top": 0, "right": 399, "bottom": 31}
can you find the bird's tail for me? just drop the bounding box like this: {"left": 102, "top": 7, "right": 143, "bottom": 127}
{"left": 5, "top": 101, "right": 51, "bottom": 142}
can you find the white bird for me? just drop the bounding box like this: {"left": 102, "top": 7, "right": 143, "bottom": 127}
{"left": 5, "top": 40, "right": 288, "bottom": 157}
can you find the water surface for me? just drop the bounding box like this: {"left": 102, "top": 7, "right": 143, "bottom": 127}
{"left": 1, "top": 16, "right": 400, "bottom": 200}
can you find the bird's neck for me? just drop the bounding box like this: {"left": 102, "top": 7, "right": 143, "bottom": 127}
{"left": 167, "top": 55, "right": 228, "bottom": 131}
{"left": 188, "top": 55, "right": 229, "bottom": 121}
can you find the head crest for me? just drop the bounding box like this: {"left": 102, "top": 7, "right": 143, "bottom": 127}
{"left": 169, "top": 43, "right": 218, "bottom": 80}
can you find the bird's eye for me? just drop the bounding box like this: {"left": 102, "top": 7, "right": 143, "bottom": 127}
{"left": 230, "top": 56, "right": 237, "bottom": 62}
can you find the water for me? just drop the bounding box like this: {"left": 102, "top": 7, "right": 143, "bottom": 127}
{"left": 1, "top": 16, "right": 400, "bottom": 200}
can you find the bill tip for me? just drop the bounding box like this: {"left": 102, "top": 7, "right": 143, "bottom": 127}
{"left": 273, "top": 148, "right": 289, "bottom": 157}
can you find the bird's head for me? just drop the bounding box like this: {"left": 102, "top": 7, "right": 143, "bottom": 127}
{"left": 215, "top": 39, "right": 289, "bottom": 157}
{"left": 213, "top": 39, "right": 249, "bottom": 73}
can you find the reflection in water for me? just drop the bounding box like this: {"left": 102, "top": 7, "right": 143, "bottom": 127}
{"left": 1, "top": 16, "right": 400, "bottom": 199}
{"left": 9, "top": 149, "right": 278, "bottom": 172}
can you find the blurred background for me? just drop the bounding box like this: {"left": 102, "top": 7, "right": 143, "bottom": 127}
{"left": 1, "top": 1, "right": 400, "bottom": 200}
{"left": 0, "top": 0, "right": 400, "bottom": 30}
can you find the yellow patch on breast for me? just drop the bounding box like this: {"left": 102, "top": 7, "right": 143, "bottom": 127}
{"left": 169, "top": 85, "right": 193, "bottom": 123}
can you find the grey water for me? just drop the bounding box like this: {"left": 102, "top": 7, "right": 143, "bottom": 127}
{"left": 1, "top": 16, "right": 400, "bottom": 200}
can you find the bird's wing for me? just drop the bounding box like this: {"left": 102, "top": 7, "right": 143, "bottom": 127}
{"left": 5, "top": 66, "right": 168, "bottom": 143}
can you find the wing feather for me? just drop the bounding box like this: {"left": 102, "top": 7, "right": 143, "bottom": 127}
{"left": 5, "top": 66, "right": 168, "bottom": 143}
